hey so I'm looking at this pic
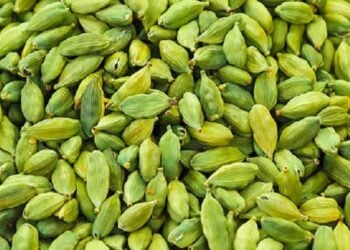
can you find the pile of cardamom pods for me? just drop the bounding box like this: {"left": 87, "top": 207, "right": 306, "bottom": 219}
{"left": 1, "top": 0, "right": 350, "bottom": 249}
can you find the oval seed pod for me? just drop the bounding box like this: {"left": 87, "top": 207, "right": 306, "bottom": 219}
{"left": 257, "top": 192, "right": 307, "bottom": 221}
{"left": 276, "top": 92, "right": 329, "bottom": 119}
{"left": 128, "top": 227, "right": 153, "bottom": 250}
{"left": 182, "top": 170, "right": 207, "bottom": 198}
{"left": 118, "top": 201, "right": 157, "bottom": 232}
{"left": 253, "top": 67, "right": 277, "bottom": 110}
{"left": 178, "top": 92, "right": 204, "bottom": 131}
{"left": 247, "top": 46, "right": 269, "bottom": 74}
{"left": 59, "top": 33, "right": 111, "bottom": 57}
{"left": 80, "top": 71, "right": 104, "bottom": 138}
{"left": 108, "top": 65, "right": 151, "bottom": 111}
{"left": 277, "top": 53, "right": 316, "bottom": 82}
{"left": 277, "top": 76, "right": 313, "bottom": 103}
{"left": 277, "top": 166, "right": 303, "bottom": 206}
{"left": 92, "top": 193, "right": 121, "bottom": 238}
{"left": 54, "top": 54, "right": 104, "bottom": 89}
{"left": 36, "top": 217, "right": 73, "bottom": 239}
{"left": 220, "top": 83, "right": 255, "bottom": 110}
{"left": 249, "top": 104, "right": 277, "bottom": 159}
{"left": 274, "top": 149, "right": 305, "bottom": 177}
{"left": 261, "top": 217, "right": 313, "bottom": 244}
{"left": 323, "top": 12, "right": 350, "bottom": 35}
{"left": 212, "top": 187, "right": 245, "bottom": 215}
{"left": 306, "top": 15, "right": 327, "bottom": 49}
{"left": 103, "top": 235, "right": 127, "bottom": 250}
{"left": 198, "top": 15, "right": 237, "bottom": 44}
{"left": 246, "top": 157, "right": 279, "bottom": 184}
{"left": 199, "top": 71, "right": 224, "bottom": 121}
{"left": 120, "top": 92, "right": 173, "bottom": 119}
{"left": 345, "top": 193, "right": 350, "bottom": 228}
{"left": 271, "top": 18, "right": 288, "bottom": 55}
{"left": 122, "top": 118, "right": 157, "bottom": 146}
{"left": 70, "top": 0, "right": 110, "bottom": 15}
{"left": 12, "top": 223, "right": 39, "bottom": 250}
{"left": 0, "top": 52, "right": 20, "bottom": 75}
{"left": 188, "top": 121, "right": 233, "bottom": 147}
{"left": 142, "top": 0, "right": 167, "bottom": 31}
{"left": 235, "top": 16, "right": 268, "bottom": 54}
{"left": 93, "top": 112, "right": 131, "bottom": 135}
{"left": 77, "top": 15, "right": 109, "bottom": 34}
{"left": 159, "top": 126, "right": 181, "bottom": 181}
{"left": 190, "top": 147, "right": 245, "bottom": 173}
{"left": 240, "top": 182, "right": 274, "bottom": 213}
{"left": 275, "top": 2, "right": 315, "bottom": 24}
{"left": 27, "top": 2, "right": 73, "bottom": 31}
{"left": 139, "top": 138, "right": 160, "bottom": 182}
{"left": 206, "top": 162, "right": 258, "bottom": 189}
{"left": 234, "top": 218, "right": 260, "bottom": 250}
{"left": 159, "top": 40, "right": 191, "bottom": 73}
{"left": 21, "top": 77, "right": 44, "bottom": 123}
{"left": 33, "top": 25, "right": 75, "bottom": 50}
{"left": 278, "top": 116, "right": 321, "bottom": 150}
{"left": 335, "top": 40, "right": 350, "bottom": 81}
{"left": 314, "top": 127, "right": 341, "bottom": 155}
{"left": 201, "top": 190, "right": 230, "bottom": 250}
{"left": 223, "top": 103, "right": 251, "bottom": 137}
{"left": 300, "top": 196, "right": 341, "bottom": 223}
{"left": 95, "top": 4, "right": 133, "bottom": 27}
{"left": 45, "top": 87, "right": 73, "bottom": 117}
{"left": 147, "top": 25, "right": 177, "bottom": 44}
{"left": 168, "top": 72, "right": 194, "bottom": 99}
{"left": 123, "top": 170, "right": 146, "bottom": 206}
{"left": 145, "top": 168, "right": 168, "bottom": 218}
{"left": 0, "top": 116, "right": 18, "bottom": 155}
{"left": 313, "top": 226, "right": 337, "bottom": 250}
{"left": 192, "top": 45, "right": 227, "bottom": 70}
{"left": 94, "top": 131, "right": 125, "bottom": 152}
{"left": 117, "top": 145, "right": 139, "bottom": 172}
{"left": 257, "top": 237, "right": 283, "bottom": 250}
{"left": 323, "top": 154, "right": 350, "bottom": 189}
{"left": 23, "top": 192, "right": 66, "bottom": 221}
{"left": 149, "top": 58, "right": 174, "bottom": 83}
{"left": 334, "top": 220, "right": 350, "bottom": 250}
{"left": 53, "top": 197, "right": 79, "bottom": 223}
{"left": 158, "top": 0, "right": 208, "bottom": 30}
{"left": 104, "top": 51, "right": 128, "bottom": 78}
{"left": 301, "top": 43, "right": 324, "bottom": 70}
{"left": 168, "top": 218, "right": 202, "bottom": 248}
{"left": 15, "top": 128, "right": 37, "bottom": 173}
{"left": 198, "top": 10, "right": 218, "bottom": 33}
{"left": 0, "top": 22, "right": 31, "bottom": 57}
{"left": 85, "top": 239, "right": 109, "bottom": 250}
{"left": 167, "top": 179, "right": 189, "bottom": 223}
{"left": 49, "top": 231, "right": 79, "bottom": 250}
{"left": 218, "top": 65, "right": 252, "bottom": 86}
{"left": 1, "top": 80, "right": 24, "bottom": 103}
{"left": 129, "top": 39, "right": 151, "bottom": 67}
{"left": 207, "top": 0, "right": 231, "bottom": 12}
{"left": 244, "top": 0, "right": 273, "bottom": 33}
{"left": 177, "top": 20, "right": 199, "bottom": 52}
{"left": 22, "top": 149, "right": 58, "bottom": 176}
{"left": 76, "top": 178, "right": 95, "bottom": 222}
{"left": 0, "top": 183, "right": 36, "bottom": 211}
{"left": 301, "top": 171, "right": 329, "bottom": 196}
{"left": 51, "top": 160, "right": 76, "bottom": 197}
{"left": 4, "top": 174, "right": 51, "bottom": 194}
{"left": 59, "top": 136, "right": 82, "bottom": 164}
{"left": 86, "top": 150, "right": 110, "bottom": 212}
